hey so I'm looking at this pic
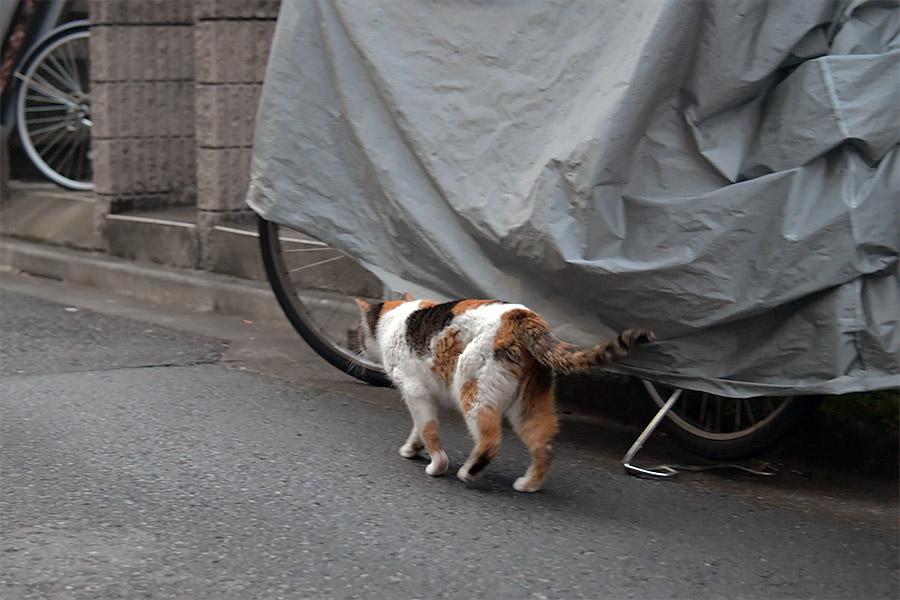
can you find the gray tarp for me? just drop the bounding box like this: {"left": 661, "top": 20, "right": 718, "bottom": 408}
{"left": 247, "top": 0, "right": 900, "bottom": 397}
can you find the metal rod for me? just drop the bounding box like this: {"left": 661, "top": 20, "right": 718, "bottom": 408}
{"left": 623, "top": 383, "right": 682, "bottom": 477}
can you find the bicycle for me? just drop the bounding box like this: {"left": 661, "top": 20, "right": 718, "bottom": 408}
{"left": 2, "top": 0, "right": 91, "bottom": 190}
{"left": 257, "top": 215, "right": 821, "bottom": 462}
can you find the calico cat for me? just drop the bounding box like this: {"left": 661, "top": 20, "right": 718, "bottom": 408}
{"left": 354, "top": 294, "right": 654, "bottom": 492}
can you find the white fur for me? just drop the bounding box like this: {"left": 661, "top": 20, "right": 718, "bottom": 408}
{"left": 375, "top": 300, "right": 425, "bottom": 376}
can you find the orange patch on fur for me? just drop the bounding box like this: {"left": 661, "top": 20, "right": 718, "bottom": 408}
{"left": 451, "top": 299, "right": 497, "bottom": 316}
{"left": 520, "top": 364, "right": 558, "bottom": 438}
{"left": 423, "top": 420, "right": 442, "bottom": 453}
{"left": 420, "top": 300, "right": 437, "bottom": 308}
{"left": 519, "top": 395, "right": 559, "bottom": 446}
{"left": 459, "top": 379, "right": 478, "bottom": 414}
{"left": 515, "top": 367, "right": 558, "bottom": 490}
{"left": 469, "top": 404, "right": 502, "bottom": 473}
{"left": 492, "top": 309, "right": 532, "bottom": 367}
{"left": 432, "top": 328, "right": 464, "bottom": 386}
{"left": 494, "top": 309, "right": 549, "bottom": 345}
{"left": 477, "top": 404, "right": 502, "bottom": 442}
{"left": 494, "top": 308, "right": 589, "bottom": 373}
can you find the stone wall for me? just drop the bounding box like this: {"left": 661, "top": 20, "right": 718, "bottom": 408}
{"left": 89, "top": 0, "right": 197, "bottom": 240}
{"left": 88, "top": 0, "right": 280, "bottom": 254}
{"left": 193, "top": 0, "right": 279, "bottom": 266}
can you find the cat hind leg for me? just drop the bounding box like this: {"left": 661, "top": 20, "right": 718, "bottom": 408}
{"left": 457, "top": 403, "right": 502, "bottom": 483}
{"left": 510, "top": 374, "right": 559, "bottom": 493}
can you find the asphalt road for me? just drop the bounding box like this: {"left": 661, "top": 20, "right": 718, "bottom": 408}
{"left": 1, "top": 272, "right": 897, "bottom": 599}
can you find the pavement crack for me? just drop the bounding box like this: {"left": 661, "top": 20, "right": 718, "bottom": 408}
{"left": 3, "top": 358, "right": 222, "bottom": 378}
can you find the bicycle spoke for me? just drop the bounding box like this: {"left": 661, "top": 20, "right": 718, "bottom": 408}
{"left": 43, "top": 52, "right": 82, "bottom": 95}
{"left": 26, "top": 103, "right": 68, "bottom": 113}
{"left": 25, "top": 83, "right": 74, "bottom": 109}
{"left": 744, "top": 399, "right": 757, "bottom": 426}
{"left": 25, "top": 114, "right": 69, "bottom": 126}
{"left": 287, "top": 255, "right": 345, "bottom": 273}
{"left": 280, "top": 237, "right": 327, "bottom": 247}
{"left": 43, "top": 131, "right": 76, "bottom": 168}
{"left": 28, "top": 118, "right": 72, "bottom": 138}
{"left": 63, "top": 37, "right": 86, "bottom": 93}
{"left": 52, "top": 135, "right": 80, "bottom": 178}
{"left": 26, "top": 95, "right": 69, "bottom": 115}
{"left": 34, "top": 69, "right": 79, "bottom": 103}
{"left": 283, "top": 247, "right": 336, "bottom": 253}
{"left": 714, "top": 398, "right": 722, "bottom": 433}
{"left": 25, "top": 72, "right": 78, "bottom": 107}
{"left": 33, "top": 122, "right": 70, "bottom": 156}
{"left": 29, "top": 121, "right": 70, "bottom": 145}
{"left": 25, "top": 93, "right": 68, "bottom": 111}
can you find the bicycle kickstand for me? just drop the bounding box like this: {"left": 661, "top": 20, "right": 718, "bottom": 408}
{"left": 623, "top": 385, "right": 682, "bottom": 478}
{"left": 623, "top": 381, "right": 778, "bottom": 478}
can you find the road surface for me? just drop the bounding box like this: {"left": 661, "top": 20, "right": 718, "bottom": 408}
{"left": 1, "top": 272, "right": 896, "bottom": 599}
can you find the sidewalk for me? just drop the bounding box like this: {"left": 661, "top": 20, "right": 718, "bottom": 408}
{"left": 1, "top": 179, "right": 897, "bottom": 482}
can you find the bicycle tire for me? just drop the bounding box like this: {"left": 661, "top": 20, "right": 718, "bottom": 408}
{"left": 638, "top": 381, "right": 822, "bottom": 461}
{"left": 15, "top": 25, "right": 92, "bottom": 190}
{"left": 258, "top": 216, "right": 392, "bottom": 387}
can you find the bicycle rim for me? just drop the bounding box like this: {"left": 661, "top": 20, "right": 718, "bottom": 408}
{"left": 650, "top": 387, "right": 794, "bottom": 442}
{"left": 15, "top": 28, "right": 93, "bottom": 190}
{"left": 257, "top": 217, "right": 392, "bottom": 387}
{"left": 642, "top": 381, "right": 821, "bottom": 460}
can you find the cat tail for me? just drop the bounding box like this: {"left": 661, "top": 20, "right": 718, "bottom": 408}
{"left": 509, "top": 310, "right": 655, "bottom": 374}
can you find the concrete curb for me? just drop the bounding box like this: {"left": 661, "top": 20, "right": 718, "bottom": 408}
{"left": 0, "top": 237, "right": 284, "bottom": 323}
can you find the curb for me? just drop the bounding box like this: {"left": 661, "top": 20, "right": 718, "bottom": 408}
{"left": 0, "top": 237, "right": 284, "bottom": 323}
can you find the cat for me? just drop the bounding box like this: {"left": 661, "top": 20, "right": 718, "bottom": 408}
{"left": 354, "top": 293, "right": 654, "bottom": 492}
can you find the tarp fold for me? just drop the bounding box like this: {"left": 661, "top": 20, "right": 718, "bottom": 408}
{"left": 248, "top": 0, "right": 899, "bottom": 397}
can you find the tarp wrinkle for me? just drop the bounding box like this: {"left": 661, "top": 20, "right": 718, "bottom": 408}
{"left": 248, "top": 0, "right": 899, "bottom": 397}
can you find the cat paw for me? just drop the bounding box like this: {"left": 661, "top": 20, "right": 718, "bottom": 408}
{"left": 399, "top": 443, "right": 422, "bottom": 459}
{"left": 513, "top": 477, "right": 541, "bottom": 493}
{"left": 456, "top": 465, "right": 481, "bottom": 483}
{"left": 425, "top": 454, "right": 449, "bottom": 476}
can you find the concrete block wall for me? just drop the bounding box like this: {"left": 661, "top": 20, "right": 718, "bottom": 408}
{"left": 193, "top": 1, "right": 279, "bottom": 267}
{"left": 89, "top": 0, "right": 279, "bottom": 262}
{"left": 90, "top": 0, "right": 198, "bottom": 246}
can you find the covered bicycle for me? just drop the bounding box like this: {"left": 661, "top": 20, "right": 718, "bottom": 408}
{"left": 247, "top": 0, "right": 899, "bottom": 462}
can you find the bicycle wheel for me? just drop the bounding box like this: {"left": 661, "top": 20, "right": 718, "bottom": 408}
{"left": 15, "top": 25, "right": 92, "bottom": 190}
{"left": 640, "top": 380, "right": 822, "bottom": 461}
{"left": 258, "top": 216, "right": 392, "bottom": 387}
